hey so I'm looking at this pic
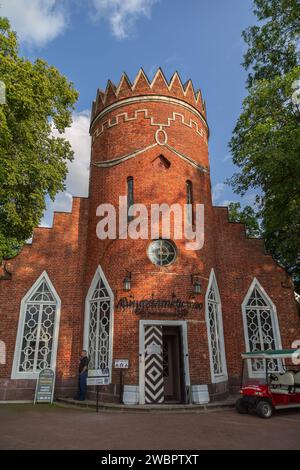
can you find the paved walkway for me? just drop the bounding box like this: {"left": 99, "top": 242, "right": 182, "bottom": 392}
{"left": 0, "top": 403, "right": 300, "bottom": 449}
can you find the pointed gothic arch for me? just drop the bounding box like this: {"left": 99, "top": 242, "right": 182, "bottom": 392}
{"left": 11, "top": 271, "right": 61, "bottom": 379}
{"left": 205, "top": 269, "right": 228, "bottom": 383}
{"left": 242, "top": 278, "right": 282, "bottom": 376}
{"left": 83, "top": 266, "right": 114, "bottom": 381}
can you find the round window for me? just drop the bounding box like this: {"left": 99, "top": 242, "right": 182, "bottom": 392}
{"left": 147, "top": 239, "right": 177, "bottom": 266}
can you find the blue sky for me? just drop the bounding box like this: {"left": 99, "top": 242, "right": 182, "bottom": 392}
{"left": 1, "top": 0, "right": 257, "bottom": 226}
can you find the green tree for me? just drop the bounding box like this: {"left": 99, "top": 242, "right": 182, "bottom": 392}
{"left": 228, "top": 0, "right": 300, "bottom": 292}
{"left": 242, "top": 0, "right": 300, "bottom": 86}
{"left": 0, "top": 17, "right": 78, "bottom": 260}
{"left": 228, "top": 202, "right": 262, "bottom": 238}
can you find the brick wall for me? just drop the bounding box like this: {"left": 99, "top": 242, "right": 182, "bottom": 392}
{"left": 0, "top": 70, "right": 299, "bottom": 403}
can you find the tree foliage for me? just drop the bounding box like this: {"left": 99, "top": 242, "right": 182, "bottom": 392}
{"left": 243, "top": 0, "right": 300, "bottom": 86}
{"left": 228, "top": 202, "right": 262, "bottom": 238}
{"left": 0, "top": 17, "right": 78, "bottom": 260}
{"left": 228, "top": 0, "right": 300, "bottom": 291}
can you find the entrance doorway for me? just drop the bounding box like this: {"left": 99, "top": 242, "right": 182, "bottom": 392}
{"left": 139, "top": 321, "right": 189, "bottom": 405}
{"left": 162, "top": 326, "right": 183, "bottom": 403}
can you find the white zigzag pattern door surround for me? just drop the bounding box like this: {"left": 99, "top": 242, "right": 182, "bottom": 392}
{"left": 144, "top": 325, "right": 164, "bottom": 404}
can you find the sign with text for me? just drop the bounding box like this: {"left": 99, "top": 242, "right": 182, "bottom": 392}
{"left": 114, "top": 359, "right": 129, "bottom": 369}
{"left": 117, "top": 297, "right": 203, "bottom": 317}
{"left": 34, "top": 369, "right": 55, "bottom": 404}
{"left": 88, "top": 368, "right": 109, "bottom": 378}
{"left": 87, "top": 377, "right": 109, "bottom": 386}
{"left": 146, "top": 344, "right": 162, "bottom": 356}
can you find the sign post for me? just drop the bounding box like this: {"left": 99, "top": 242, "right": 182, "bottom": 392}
{"left": 34, "top": 369, "right": 55, "bottom": 404}
{"left": 114, "top": 359, "right": 129, "bottom": 404}
{"left": 87, "top": 368, "right": 109, "bottom": 413}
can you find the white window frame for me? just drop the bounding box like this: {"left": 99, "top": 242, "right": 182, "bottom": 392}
{"left": 83, "top": 265, "right": 114, "bottom": 383}
{"left": 11, "top": 271, "right": 61, "bottom": 380}
{"left": 205, "top": 269, "right": 228, "bottom": 383}
{"left": 242, "top": 278, "right": 282, "bottom": 378}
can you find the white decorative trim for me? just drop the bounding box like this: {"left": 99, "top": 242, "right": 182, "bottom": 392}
{"left": 100, "top": 70, "right": 203, "bottom": 108}
{"left": 155, "top": 128, "right": 168, "bottom": 145}
{"left": 164, "top": 143, "right": 209, "bottom": 172}
{"left": 132, "top": 69, "right": 152, "bottom": 91}
{"left": 139, "top": 320, "right": 190, "bottom": 405}
{"left": 205, "top": 269, "right": 228, "bottom": 384}
{"left": 91, "top": 95, "right": 208, "bottom": 133}
{"left": 242, "top": 278, "right": 282, "bottom": 378}
{"left": 83, "top": 265, "right": 114, "bottom": 383}
{"left": 93, "top": 143, "right": 158, "bottom": 168}
{"left": 11, "top": 271, "right": 61, "bottom": 380}
{"left": 92, "top": 106, "right": 207, "bottom": 143}
{"left": 92, "top": 141, "right": 209, "bottom": 173}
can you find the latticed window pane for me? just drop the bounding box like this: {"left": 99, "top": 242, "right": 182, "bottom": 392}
{"left": 245, "top": 286, "right": 279, "bottom": 373}
{"left": 88, "top": 277, "right": 111, "bottom": 370}
{"left": 147, "top": 239, "right": 177, "bottom": 266}
{"left": 19, "top": 280, "right": 57, "bottom": 373}
{"left": 29, "top": 281, "right": 55, "bottom": 302}
{"left": 207, "top": 284, "right": 224, "bottom": 376}
{"left": 127, "top": 176, "right": 134, "bottom": 222}
{"left": 36, "top": 304, "right": 55, "bottom": 371}
{"left": 91, "top": 279, "right": 110, "bottom": 300}
{"left": 186, "top": 180, "right": 193, "bottom": 225}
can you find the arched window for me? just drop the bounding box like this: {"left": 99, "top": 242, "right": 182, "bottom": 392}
{"left": 242, "top": 278, "right": 282, "bottom": 376}
{"left": 205, "top": 269, "right": 227, "bottom": 382}
{"left": 84, "top": 266, "right": 113, "bottom": 378}
{"left": 12, "top": 272, "right": 61, "bottom": 379}
{"left": 186, "top": 180, "right": 194, "bottom": 225}
{"left": 127, "top": 176, "right": 134, "bottom": 222}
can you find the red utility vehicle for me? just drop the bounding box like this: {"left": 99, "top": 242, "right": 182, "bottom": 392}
{"left": 236, "top": 349, "right": 300, "bottom": 418}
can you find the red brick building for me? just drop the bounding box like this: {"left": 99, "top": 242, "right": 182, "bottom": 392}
{"left": 0, "top": 69, "right": 299, "bottom": 404}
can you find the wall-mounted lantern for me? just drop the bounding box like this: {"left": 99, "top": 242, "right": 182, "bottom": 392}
{"left": 191, "top": 274, "right": 202, "bottom": 294}
{"left": 123, "top": 271, "right": 132, "bottom": 292}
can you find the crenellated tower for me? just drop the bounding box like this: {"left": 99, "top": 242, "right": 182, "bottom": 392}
{"left": 85, "top": 68, "right": 216, "bottom": 296}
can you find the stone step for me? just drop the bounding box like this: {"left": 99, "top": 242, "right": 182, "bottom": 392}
{"left": 56, "top": 396, "right": 238, "bottom": 413}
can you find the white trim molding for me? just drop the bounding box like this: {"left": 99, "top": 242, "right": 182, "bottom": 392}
{"left": 90, "top": 95, "right": 208, "bottom": 134}
{"left": 242, "top": 278, "right": 282, "bottom": 377}
{"left": 11, "top": 271, "right": 61, "bottom": 380}
{"left": 138, "top": 320, "right": 190, "bottom": 405}
{"left": 92, "top": 106, "right": 207, "bottom": 143}
{"left": 83, "top": 265, "right": 114, "bottom": 383}
{"left": 92, "top": 141, "right": 209, "bottom": 173}
{"left": 205, "top": 269, "right": 228, "bottom": 384}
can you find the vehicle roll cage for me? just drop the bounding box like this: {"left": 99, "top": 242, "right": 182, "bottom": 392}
{"left": 240, "top": 349, "right": 300, "bottom": 389}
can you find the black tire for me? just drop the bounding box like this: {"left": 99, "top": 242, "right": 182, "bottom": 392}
{"left": 235, "top": 398, "right": 248, "bottom": 414}
{"left": 256, "top": 400, "right": 273, "bottom": 419}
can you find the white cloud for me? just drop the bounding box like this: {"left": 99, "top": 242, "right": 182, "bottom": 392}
{"left": 60, "top": 110, "right": 91, "bottom": 198}
{"left": 0, "top": 0, "right": 67, "bottom": 47}
{"left": 40, "top": 110, "right": 91, "bottom": 226}
{"left": 91, "top": 0, "right": 159, "bottom": 39}
{"left": 212, "top": 183, "right": 226, "bottom": 204}
{"left": 1, "top": 0, "right": 160, "bottom": 45}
